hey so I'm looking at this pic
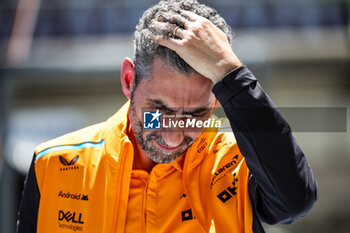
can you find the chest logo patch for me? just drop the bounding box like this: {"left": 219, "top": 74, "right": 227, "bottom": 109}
{"left": 216, "top": 173, "right": 239, "bottom": 203}
{"left": 181, "top": 209, "right": 194, "bottom": 221}
{"left": 211, "top": 155, "right": 239, "bottom": 189}
{"left": 59, "top": 155, "right": 80, "bottom": 171}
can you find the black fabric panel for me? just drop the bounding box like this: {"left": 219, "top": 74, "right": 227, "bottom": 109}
{"left": 249, "top": 175, "right": 266, "bottom": 233}
{"left": 212, "top": 66, "right": 318, "bottom": 225}
{"left": 16, "top": 154, "right": 40, "bottom": 233}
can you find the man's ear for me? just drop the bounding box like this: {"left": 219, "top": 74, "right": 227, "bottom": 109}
{"left": 121, "top": 57, "right": 136, "bottom": 100}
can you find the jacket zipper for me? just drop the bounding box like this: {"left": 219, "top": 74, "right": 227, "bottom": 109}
{"left": 142, "top": 176, "right": 150, "bottom": 233}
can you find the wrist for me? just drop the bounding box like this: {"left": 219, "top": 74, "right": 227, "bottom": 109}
{"left": 212, "top": 56, "right": 242, "bottom": 84}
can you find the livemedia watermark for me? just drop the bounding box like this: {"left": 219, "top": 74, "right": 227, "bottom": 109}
{"left": 143, "top": 109, "right": 221, "bottom": 130}
{"left": 142, "top": 107, "right": 347, "bottom": 132}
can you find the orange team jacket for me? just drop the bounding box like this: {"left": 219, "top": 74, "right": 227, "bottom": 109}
{"left": 17, "top": 66, "right": 317, "bottom": 233}
{"left": 32, "top": 101, "right": 252, "bottom": 233}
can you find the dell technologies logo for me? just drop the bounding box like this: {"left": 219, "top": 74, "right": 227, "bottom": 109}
{"left": 58, "top": 210, "right": 84, "bottom": 231}
{"left": 59, "top": 210, "right": 84, "bottom": 224}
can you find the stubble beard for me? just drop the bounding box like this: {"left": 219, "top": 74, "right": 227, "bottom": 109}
{"left": 128, "top": 99, "right": 195, "bottom": 163}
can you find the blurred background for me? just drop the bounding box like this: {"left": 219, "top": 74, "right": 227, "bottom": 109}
{"left": 0, "top": 0, "right": 349, "bottom": 232}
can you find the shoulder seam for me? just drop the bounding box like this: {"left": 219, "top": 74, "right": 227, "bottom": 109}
{"left": 35, "top": 140, "right": 105, "bottom": 161}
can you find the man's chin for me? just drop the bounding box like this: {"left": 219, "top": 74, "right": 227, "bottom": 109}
{"left": 142, "top": 138, "right": 195, "bottom": 163}
{"left": 148, "top": 152, "right": 182, "bottom": 164}
{"left": 146, "top": 145, "right": 185, "bottom": 164}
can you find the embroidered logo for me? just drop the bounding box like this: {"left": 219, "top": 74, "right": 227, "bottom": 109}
{"left": 58, "top": 191, "right": 88, "bottom": 201}
{"left": 210, "top": 155, "right": 239, "bottom": 189}
{"left": 59, "top": 155, "right": 79, "bottom": 171}
{"left": 181, "top": 209, "right": 193, "bottom": 221}
{"left": 217, "top": 173, "right": 239, "bottom": 203}
{"left": 58, "top": 210, "right": 84, "bottom": 231}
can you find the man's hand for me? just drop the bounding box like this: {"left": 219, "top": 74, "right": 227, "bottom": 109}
{"left": 153, "top": 11, "right": 242, "bottom": 84}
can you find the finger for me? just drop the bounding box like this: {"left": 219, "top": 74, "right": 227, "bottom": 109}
{"left": 153, "top": 21, "right": 186, "bottom": 39}
{"left": 166, "top": 14, "right": 191, "bottom": 29}
{"left": 168, "top": 24, "right": 187, "bottom": 38}
{"left": 154, "top": 35, "right": 182, "bottom": 52}
{"left": 156, "top": 13, "right": 191, "bottom": 29}
{"left": 152, "top": 20, "right": 169, "bottom": 31}
{"left": 180, "top": 10, "right": 199, "bottom": 22}
{"left": 151, "top": 20, "right": 174, "bottom": 37}
{"left": 172, "top": 26, "right": 185, "bottom": 38}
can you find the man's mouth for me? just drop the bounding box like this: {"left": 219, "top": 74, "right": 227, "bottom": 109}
{"left": 155, "top": 140, "right": 182, "bottom": 153}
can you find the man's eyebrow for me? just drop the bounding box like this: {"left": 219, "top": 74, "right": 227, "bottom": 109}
{"left": 147, "top": 98, "right": 211, "bottom": 115}
{"left": 183, "top": 107, "right": 211, "bottom": 115}
{"left": 147, "top": 99, "right": 178, "bottom": 112}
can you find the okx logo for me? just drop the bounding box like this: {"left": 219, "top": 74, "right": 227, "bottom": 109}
{"left": 143, "top": 110, "right": 161, "bottom": 129}
{"left": 217, "top": 173, "right": 239, "bottom": 203}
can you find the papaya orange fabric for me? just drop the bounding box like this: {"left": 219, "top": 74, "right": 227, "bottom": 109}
{"left": 34, "top": 101, "right": 253, "bottom": 233}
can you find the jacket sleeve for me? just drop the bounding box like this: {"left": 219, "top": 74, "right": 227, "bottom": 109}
{"left": 16, "top": 154, "right": 40, "bottom": 233}
{"left": 212, "top": 65, "right": 318, "bottom": 224}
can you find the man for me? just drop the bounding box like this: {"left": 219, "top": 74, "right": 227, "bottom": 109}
{"left": 17, "top": 0, "right": 317, "bottom": 232}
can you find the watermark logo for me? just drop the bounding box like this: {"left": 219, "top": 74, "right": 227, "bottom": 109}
{"left": 143, "top": 109, "right": 222, "bottom": 130}
{"left": 143, "top": 110, "right": 161, "bottom": 129}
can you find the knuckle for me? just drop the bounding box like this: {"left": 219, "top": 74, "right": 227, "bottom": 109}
{"left": 186, "top": 31, "right": 197, "bottom": 41}
{"left": 179, "top": 36, "right": 189, "bottom": 46}
{"left": 177, "top": 40, "right": 185, "bottom": 47}
{"left": 198, "top": 19, "right": 210, "bottom": 28}
{"left": 190, "top": 25, "right": 201, "bottom": 34}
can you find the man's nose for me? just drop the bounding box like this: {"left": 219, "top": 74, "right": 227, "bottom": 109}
{"left": 161, "top": 130, "right": 184, "bottom": 148}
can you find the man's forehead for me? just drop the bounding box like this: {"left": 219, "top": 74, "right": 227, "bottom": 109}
{"left": 151, "top": 56, "right": 198, "bottom": 75}
{"left": 146, "top": 57, "right": 213, "bottom": 86}
{"left": 146, "top": 98, "right": 213, "bottom": 113}
{"left": 134, "top": 57, "right": 215, "bottom": 109}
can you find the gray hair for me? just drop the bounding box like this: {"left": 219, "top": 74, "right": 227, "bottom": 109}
{"left": 133, "top": 0, "right": 233, "bottom": 88}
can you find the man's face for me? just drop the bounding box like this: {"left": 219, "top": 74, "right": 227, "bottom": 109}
{"left": 129, "top": 57, "right": 217, "bottom": 164}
